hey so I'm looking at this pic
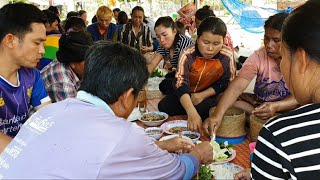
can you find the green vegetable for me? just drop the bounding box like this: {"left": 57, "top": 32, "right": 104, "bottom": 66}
{"left": 193, "top": 165, "right": 214, "bottom": 180}
{"left": 151, "top": 68, "right": 164, "bottom": 77}
{"left": 210, "top": 141, "right": 234, "bottom": 162}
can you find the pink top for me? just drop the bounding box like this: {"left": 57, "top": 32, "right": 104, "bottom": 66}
{"left": 238, "top": 47, "right": 290, "bottom": 102}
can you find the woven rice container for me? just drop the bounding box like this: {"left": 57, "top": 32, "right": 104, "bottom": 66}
{"left": 209, "top": 106, "right": 246, "bottom": 138}
{"left": 249, "top": 114, "right": 265, "bottom": 142}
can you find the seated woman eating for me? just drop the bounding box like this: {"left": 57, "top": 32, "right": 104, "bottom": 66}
{"left": 203, "top": 12, "right": 299, "bottom": 136}
{"left": 158, "top": 17, "right": 231, "bottom": 133}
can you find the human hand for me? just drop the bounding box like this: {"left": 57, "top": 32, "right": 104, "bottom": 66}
{"left": 161, "top": 136, "right": 195, "bottom": 153}
{"left": 143, "top": 52, "right": 155, "bottom": 64}
{"left": 202, "top": 116, "right": 221, "bottom": 137}
{"left": 220, "top": 45, "right": 233, "bottom": 60}
{"left": 140, "top": 46, "right": 151, "bottom": 54}
{"left": 187, "top": 111, "right": 203, "bottom": 134}
{"left": 191, "top": 93, "right": 205, "bottom": 106}
{"left": 191, "top": 141, "right": 213, "bottom": 164}
{"left": 251, "top": 102, "right": 277, "bottom": 120}
{"left": 234, "top": 169, "right": 251, "bottom": 180}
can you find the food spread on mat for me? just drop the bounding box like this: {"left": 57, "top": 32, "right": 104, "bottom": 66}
{"left": 141, "top": 114, "right": 165, "bottom": 121}
{"left": 210, "top": 141, "right": 234, "bottom": 162}
{"left": 168, "top": 126, "right": 188, "bottom": 134}
{"left": 146, "top": 130, "right": 162, "bottom": 135}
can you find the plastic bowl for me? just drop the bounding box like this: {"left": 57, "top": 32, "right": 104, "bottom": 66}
{"left": 145, "top": 127, "right": 164, "bottom": 140}
{"left": 139, "top": 111, "right": 168, "bottom": 126}
{"left": 181, "top": 131, "right": 200, "bottom": 143}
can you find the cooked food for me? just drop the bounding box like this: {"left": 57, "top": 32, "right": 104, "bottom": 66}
{"left": 210, "top": 141, "right": 233, "bottom": 162}
{"left": 146, "top": 130, "right": 162, "bottom": 135}
{"left": 184, "top": 134, "right": 198, "bottom": 139}
{"left": 169, "top": 126, "right": 188, "bottom": 134}
{"left": 141, "top": 114, "right": 165, "bottom": 121}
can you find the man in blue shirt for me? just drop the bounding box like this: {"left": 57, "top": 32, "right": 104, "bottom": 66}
{"left": 0, "top": 3, "right": 51, "bottom": 147}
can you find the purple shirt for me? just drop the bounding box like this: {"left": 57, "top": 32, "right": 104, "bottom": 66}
{"left": 0, "top": 91, "right": 199, "bottom": 179}
{"left": 0, "top": 67, "right": 50, "bottom": 137}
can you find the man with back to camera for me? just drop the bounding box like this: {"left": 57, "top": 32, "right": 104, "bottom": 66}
{"left": 0, "top": 3, "right": 51, "bottom": 150}
{"left": 0, "top": 42, "right": 213, "bottom": 179}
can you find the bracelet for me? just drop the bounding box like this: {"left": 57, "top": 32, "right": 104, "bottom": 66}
{"left": 192, "top": 148, "right": 203, "bottom": 163}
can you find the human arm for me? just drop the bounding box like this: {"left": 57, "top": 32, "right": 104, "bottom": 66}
{"left": 140, "top": 45, "right": 154, "bottom": 54}
{"left": 220, "top": 45, "right": 236, "bottom": 80}
{"left": 202, "top": 77, "right": 251, "bottom": 136}
{"left": 191, "top": 87, "right": 216, "bottom": 106}
{"left": 140, "top": 26, "right": 154, "bottom": 54}
{"left": 252, "top": 95, "right": 299, "bottom": 120}
{"left": 0, "top": 132, "right": 12, "bottom": 153}
{"left": 146, "top": 52, "right": 163, "bottom": 74}
{"left": 155, "top": 136, "right": 194, "bottom": 153}
{"left": 31, "top": 69, "right": 51, "bottom": 111}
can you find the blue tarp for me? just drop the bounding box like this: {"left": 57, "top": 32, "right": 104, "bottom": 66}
{"left": 221, "top": 0, "right": 292, "bottom": 33}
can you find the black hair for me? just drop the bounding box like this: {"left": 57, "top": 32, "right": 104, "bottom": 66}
{"left": 155, "top": 16, "right": 180, "bottom": 48}
{"left": 175, "top": 21, "right": 185, "bottom": 35}
{"left": 131, "top": 6, "right": 144, "bottom": 15}
{"left": 197, "top": 16, "right": 227, "bottom": 38}
{"left": 56, "top": 31, "right": 93, "bottom": 65}
{"left": 66, "top": 11, "right": 79, "bottom": 19}
{"left": 78, "top": 10, "right": 87, "bottom": 16}
{"left": 64, "top": 16, "right": 86, "bottom": 32}
{"left": 43, "top": 9, "right": 60, "bottom": 24}
{"left": 282, "top": 1, "right": 320, "bottom": 62}
{"left": 91, "top": 15, "right": 97, "bottom": 23}
{"left": 264, "top": 12, "right": 289, "bottom": 31}
{"left": 79, "top": 42, "right": 149, "bottom": 104}
{"left": 48, "top": 6, "right": 59, "bottom": 15}
{"left": 0, "top": 3, "right": 47, "bottom": 42}
{"left": 113, "top": 8, "right": 120, "bottom": 13}
{"left": 118, "top": 11, "right": 128, "bottom": 25}
{"left": 195, "top": 5, "right": 215, "bottom": 21}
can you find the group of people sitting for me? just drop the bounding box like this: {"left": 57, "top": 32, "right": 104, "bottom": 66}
{"left": 0, "top": 0, "right": 319, "bottom": 179}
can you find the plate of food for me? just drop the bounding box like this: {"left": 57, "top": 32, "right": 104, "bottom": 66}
{"left": 139, "top": 111, "right": 168, "bottom": 126}
{"left": 210, "top": 141, "right": 236, "bottom": 164}
{"left": 160, "top": 120, "right": 188, "bottom": 134}
{"left": 209, "top": 162, "right": 243, "bottom": 179}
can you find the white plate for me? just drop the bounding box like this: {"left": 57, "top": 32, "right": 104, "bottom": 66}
{"left": 160, "top": 120, "right": 188, "bottom": 134}
{"left": 209, "top": 162, "right": 243, "bottom": 179}
{"left": 159, "top": 134, "right": 193, "bottom": 144}
{"left": 212, "top": 150, "right": 236, "bottom": 165}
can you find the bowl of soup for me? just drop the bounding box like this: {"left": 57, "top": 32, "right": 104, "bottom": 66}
{"left": 145, "top": 127, "right": 164, "bottom": 140}
{"left": 139, "top": 111, "right": 168, "bottom": 126}
{"left": 181, "top": 131, "right": 200, "bottom": 143}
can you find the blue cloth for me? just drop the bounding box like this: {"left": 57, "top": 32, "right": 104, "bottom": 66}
{"left": 0, "top": 67, "right": 49, "bottom": 137}
{"left": 179, "top": 154, "right": 200, "bottom": 180}
{"left": 221, "top": 0, "right": 287, "bottom": 33}
{"left": 87, "top": 22, "right": 120, "bottom": 42}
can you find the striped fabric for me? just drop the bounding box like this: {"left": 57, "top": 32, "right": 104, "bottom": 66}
{"left": 156, "top": 34, "right": 194, "bottom": 68}
{"left": 120, "top": 22, "right": 153, "bottom": 50}
{"left": 251, "top": 103, "right": 320, "bottom": 179}
{"left": 40, "top": 61, "right": 80, "bottom": 103}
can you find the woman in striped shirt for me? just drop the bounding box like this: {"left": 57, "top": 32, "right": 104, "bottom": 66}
{"left": 146, "top": 16, "right": 194, "bottom": 94}
{"left": 235, "top": 1, "right": 320, "bottom": 179}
